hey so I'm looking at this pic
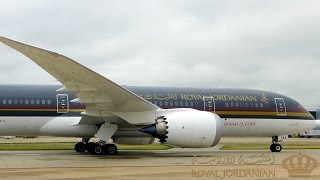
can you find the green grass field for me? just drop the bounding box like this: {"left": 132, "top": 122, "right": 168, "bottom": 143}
{"left": 221, "top": 144, "right": 320, "bottom": 150}
{"left": 0, "top": 142, "right": 171, "bottom": 151}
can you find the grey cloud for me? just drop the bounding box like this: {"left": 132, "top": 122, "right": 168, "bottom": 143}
{"left": 1, "top": 0, "right": 320, "bottom": 109}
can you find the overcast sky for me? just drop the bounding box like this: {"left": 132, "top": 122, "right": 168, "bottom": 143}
{"left": 0, "top": 0, "right": 320, "bottom": 110}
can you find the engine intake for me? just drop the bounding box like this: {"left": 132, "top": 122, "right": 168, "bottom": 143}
{"left": 140, "top": 109, "right": 222, "bottom": 148}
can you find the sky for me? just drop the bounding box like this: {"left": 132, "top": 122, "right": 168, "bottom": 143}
{"left": 0, "top": 0, "right": 320, "bottom": 110}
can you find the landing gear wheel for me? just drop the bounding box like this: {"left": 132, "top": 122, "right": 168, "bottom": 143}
{"left": 86, "top": 143, "right": 105, "bottom": 155}
{"left": 75, "top": 142, "right": 86, "bottom": 152}
{"left": 275, "top": 144, "right": 282, "bottom": 152}
{"left": 93, "top": 144, "right": 104, "bottom": 155}
{"left": 86, "top": 142, "right": 97, "bottom": 155}
{"left": 103, "top": 144, "right": 118, "bottom": 155}
{"left": 270, "top": 143, "right": 282, "bottom": 152}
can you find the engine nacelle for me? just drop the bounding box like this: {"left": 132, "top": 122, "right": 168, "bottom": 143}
{"left": 113, "top": 137, "right": 155, "bottom": 145}
{"left": 140, "top": 109, "right": 222, "bottom": 148}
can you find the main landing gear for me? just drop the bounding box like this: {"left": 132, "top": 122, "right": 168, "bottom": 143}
{"left": 75, "top": 122, "right": 119, "bottom": 155}
{"left": 269, "top": 135, "right": 286, "bottom": 152}
{"left": 74, "top": 138, "right": 118, "bottom": 155}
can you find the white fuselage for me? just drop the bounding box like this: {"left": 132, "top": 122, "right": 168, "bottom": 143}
{"left": 222, "top": 118, "right": 316, "bottom": 137}
{"left": 0, "top": 116, "right": 316, "bottom": 138}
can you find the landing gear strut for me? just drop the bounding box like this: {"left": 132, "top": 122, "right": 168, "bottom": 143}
{"left": 270, "top": 136, "right": 285, "bottom": 152}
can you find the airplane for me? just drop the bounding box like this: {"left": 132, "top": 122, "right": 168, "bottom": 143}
{"left": 0, "top": 36, "right": 317, "bottom": 155}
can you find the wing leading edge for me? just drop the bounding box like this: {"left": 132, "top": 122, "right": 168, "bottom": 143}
{"left": 0, "top": 36, "right": 159, "bottom": 124}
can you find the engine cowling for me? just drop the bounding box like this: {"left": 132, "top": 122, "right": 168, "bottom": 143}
{"left": 140, "top": 109, "right": 222, "bottom": 148}
{"left": 113, "top": 137, "right": 155, "bottom": 145}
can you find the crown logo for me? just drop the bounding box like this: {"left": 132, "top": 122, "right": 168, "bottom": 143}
{"left": 282, "top": 151, "right": 318, "bottom": 177}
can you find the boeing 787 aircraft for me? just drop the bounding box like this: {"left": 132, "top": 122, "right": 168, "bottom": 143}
{"left": 0, "top": 37, "right": 317, "bottom": 155}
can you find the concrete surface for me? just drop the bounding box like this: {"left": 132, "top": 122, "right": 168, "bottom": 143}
{"left": 0, "top": 137, "right": 320, "bottom": 179}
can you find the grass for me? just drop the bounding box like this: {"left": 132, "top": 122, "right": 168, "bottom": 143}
{"left": 221, "top": 144, "right": 320, "bottom": 150}
{"left": 0, "top": 142, "right": 74, "bottom": 150}
{"left": 0, "top": 142, "right": 171, "bottom": 151}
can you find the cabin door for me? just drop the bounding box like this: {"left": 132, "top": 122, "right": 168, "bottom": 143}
{"left": 57, "top": 94, "right": 69, "bottom": 113}
{"left": 203, "top": 96, "right": 215, "bottom": 112}
{"left": 274, "top": 98, "right": 286, "bottom": 116}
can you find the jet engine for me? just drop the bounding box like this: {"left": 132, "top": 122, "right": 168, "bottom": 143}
{"left": 113, "top": 137, "right": 155, "bottom": 145}
{"left": 140, "top": 109, "right": 222, "bottom": 148}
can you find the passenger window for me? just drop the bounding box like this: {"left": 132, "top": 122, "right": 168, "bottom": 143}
{"left": 169, "top": 101, "right": 173, "bottom": 106}
{"left": 190, "top": 102, "right": 194, "bottom": 106}
{"left": 195, "top": 102, "right": 199, "bottom": 106}
{"left": 164, "top": 101, "right": 168, "bottom": 106}
{"left": 240, "top": 102, "right": 244, "bottom": 107}
{"left": 175, "top": 102, "right": 179, "bottom": 106}
{"left": 159, "top": 101, "right": 163, "bottom": 106}
{"left": 14, "top": 99, "right": 18, "bottom": 105}
{"left": 255, "top": 103, "right": 259, "bottom": 108}
{"left": 225, "top": 102, "right": 229, "bottom": 107}
{"left": 25, "top": 99, "right": 29, "bottom": 104}
{"left": 185, "top": 101, "right": 189, "bottom": 106}
{"left": 260, "top": 103, "right": 264, "bottom": 108}
{"left": 47, "top": 100, "right": 51, "bottom": 105}
{"left": 19, "top": 99, "right": 23, "bottom": 104}
{"left": 31, "top": 99, "right": 34, "bottom": 105}
{"left": 154, "top": 101, "right": 158, "bottom": 105}
{"left": 8, "top": 99, "right": 12, "bottom": 104}
{"left": 245, "top": 102, "right": 249, "bottom": 107}
{"left": 42, "top": 100, "right": 46, "bottom": 105}
{"left": 36, "top": 100, "right": 40, "bottom": 105}
{"left": 2, "top": 99, "right": 6, "bottom": 105}
{"left": 230, "top": 102, "right": 234, "bottom": 107}
{"left": 235, "top": 102, "right": 239, "bottom": 107}
{"left": 180, "top": 101, "right": 184, "bottom": 106}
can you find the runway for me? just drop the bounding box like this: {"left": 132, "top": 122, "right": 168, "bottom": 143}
{"left": 1, "top": 148, "right": 320, "bottom": 179}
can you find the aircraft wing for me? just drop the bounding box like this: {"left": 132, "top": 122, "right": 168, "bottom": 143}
{"left": 0, "top": 37, "right": 159, "bottom": 124}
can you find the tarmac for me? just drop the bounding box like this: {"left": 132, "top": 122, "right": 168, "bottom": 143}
{"left": 0, "top": 138, "right": 320, "bottom": 179}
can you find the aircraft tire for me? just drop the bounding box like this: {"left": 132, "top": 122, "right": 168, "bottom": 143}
{"left": 270, "top": 144, "right": 274, "bottom": 152}
{"left": 75, "top": 142, "right": 86, "bottom": 152}
{"left": 270, "top": 144, "right": 282, "bottom": 152}
{"left": 93, "top": 144, "right": 104, "bottom": 155}
{"left": 275, "top": 144, "right": 282, "bottom": 152}
{"left": 103, "top": 144, "right": 118, "bottom": 155}
{"left": 86, "top": 142, "right": 97, "bottom": 155}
